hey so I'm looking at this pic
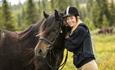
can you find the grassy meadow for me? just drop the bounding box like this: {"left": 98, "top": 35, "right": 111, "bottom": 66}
{"left": 62, "top": 34, "right": 115, "bottom": 70}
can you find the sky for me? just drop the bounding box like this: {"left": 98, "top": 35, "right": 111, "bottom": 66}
{"left": 8, "top": 0, "right": 26, "bottom": 5}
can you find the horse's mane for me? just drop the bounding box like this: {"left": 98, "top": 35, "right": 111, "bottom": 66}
{"left": 18, "top": 19, "right": 45, "bottom": 40}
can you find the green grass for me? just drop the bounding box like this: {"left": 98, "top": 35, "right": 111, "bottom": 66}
{"left": 62, "top": 34, "right": 115, "bottom": 70}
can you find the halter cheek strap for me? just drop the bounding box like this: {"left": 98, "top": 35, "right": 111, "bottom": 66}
{"left": 39, "top": 37, "right": 53, "bottom": 45}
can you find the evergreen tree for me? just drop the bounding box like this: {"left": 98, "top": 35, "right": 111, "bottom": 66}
{"left": 2, "top": 0, "right": 15, "bottom": 31}
{"left": 36, "top": 0, "right": 43, "bottom": 18}
{"left": 92, "top": 1, "right": 102, "bottom": 28}
{"left": 102, "top": 15, "right": 109, "bottom": 28}
{"left": 17, "top": 4, "right": 26, "bottom": 30}
{"left": 110, "top": 0, "right": 115, "bottom": 26}
{"left": 0, "top": 7, "right": 2, "bottom": 28}
{"left": 75, "top": 0, "right": 80, "bottom": 9}
{"left": 57, "top": 0, "right": 71, "bottom": 11}
{"left": 40, "top": 0, "right": 50, "bottom": 13}
{"left": 25, "top": 0, "right": 38, "bottom": 25}
{"left": 37, "top": 0, "right": 44, "bottom": 17}
{"left": 86, "top": 0, "right": 101, "bottom": 28}
{"left": 84, "top": 17, "right": 96, "bottom": 31}
{"left": 50, "top": 0, "right": 74, "bottom": 12}
{"left": 87, "top": 0, "right": 93, "bottom": 19}
{"left": 42, "top": 0, "right": 47, "bottom": 10}
{"left": 96, "top": 0, "right": 111, "bottom": 26}
{"left": 50, "top": 0, "right": 55, "bottom": 10}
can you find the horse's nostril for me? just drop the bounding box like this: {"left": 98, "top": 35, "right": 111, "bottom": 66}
{"left": 39, "top": 49, "right": 42, "bottom": 53}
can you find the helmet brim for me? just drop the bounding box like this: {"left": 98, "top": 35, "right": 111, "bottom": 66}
{"left": 63, "top": 14, "right": 73, "bottom": 18}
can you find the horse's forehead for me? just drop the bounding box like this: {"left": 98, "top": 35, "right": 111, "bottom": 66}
{"left": 47, "top": 14, "right": 55, "bottom": 20}
{"left": 43, "top": 13, "right": 61, "bottom": 28}
{"left": 44, "top": 15, "right": 55, "bottom": 25}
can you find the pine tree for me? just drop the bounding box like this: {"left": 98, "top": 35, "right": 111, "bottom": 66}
{"left": 50, "top": 0, "right": 55, "bottom": 10}
{"left": 25, "top": 0, "right": 38, "bottom": 25}
{"left": 50, "top": 0, "right": 73, "bottom": 11}
{"left": 37, "top": 0, "right": 43, "bottom": 17}
{"left": 2, "top": 0, "right": 15, "bottom": 31}
{"left": 84, "top": 17, "right": 96, "bottom": 31}
{"left": 96, "top": 0, "right": 111, "bottom": 27}
{"left": 87, "top": 0, "right": 93, "bottom": 19}
{"left": 110, "top": 0, "right": 115, "bottom": 26}
{"left": 57, "top": 0, "right": 71, "bottom": 11}
{"left": 102, "top": 15, "right": 109, "bottom": 28}
{"left": 0, "top": 7, "right": 2, "bottom": 28}
{"left": 92, "top": 1, "right": 102, "bottom": 28}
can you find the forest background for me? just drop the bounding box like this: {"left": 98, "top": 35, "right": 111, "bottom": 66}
{"left": 0, "top": 0, "right": 115, "bottom": 70}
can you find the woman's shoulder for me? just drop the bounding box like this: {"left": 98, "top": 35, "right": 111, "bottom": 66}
{"left": 77, "top": 23, "right": 88, "bottom": 32}
{"left": 79, "top": 23, "right": 88, "bottom": 29}
{"left": 70, "top": 23, "right": 89, "bottom": 36}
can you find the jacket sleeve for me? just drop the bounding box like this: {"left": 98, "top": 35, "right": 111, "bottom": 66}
{"left": 65, "top": 26, "right": 88, "bottom": 51}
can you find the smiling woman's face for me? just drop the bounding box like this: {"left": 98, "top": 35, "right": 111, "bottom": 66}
{"left": 65, "top": 15, "right": 77, "bottom": 28}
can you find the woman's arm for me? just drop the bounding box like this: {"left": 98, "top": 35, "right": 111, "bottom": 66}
{"left": 65, "top": 26, "right": 88, "bottom": 51}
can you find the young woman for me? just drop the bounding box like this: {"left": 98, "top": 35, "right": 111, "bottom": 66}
{"left": 63, "top": 6, "right": 98, "bottom": 70}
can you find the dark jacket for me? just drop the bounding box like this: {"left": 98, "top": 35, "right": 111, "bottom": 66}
{"left": 65, "top": 23, "right": 95, "bottom": 68}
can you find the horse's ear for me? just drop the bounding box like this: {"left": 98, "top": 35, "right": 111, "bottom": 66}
{"left": 43, "top": 11, "right": 49, "bottom": 18}
{"left": 54, "top": 10, "right": 60, "bottom": 20}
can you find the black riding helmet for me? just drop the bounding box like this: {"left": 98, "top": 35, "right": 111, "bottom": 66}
{"left": 63, "top": 6, "right": 79, "bottom": 18}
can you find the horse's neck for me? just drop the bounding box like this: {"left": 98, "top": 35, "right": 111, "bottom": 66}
{"left": 54, "top": 34, "right": 65, "bottom": 67}
{"left": 18, "top": 19, "right": 43, "bottom": 41}
{"left": 47, "top": 35, "right": 65, "bottom": 69}
{"left": 18, "top": 25, "right": 39, "bottom": 48}
{"left": 46, "top": 48, "right": 64, "bottom": 70}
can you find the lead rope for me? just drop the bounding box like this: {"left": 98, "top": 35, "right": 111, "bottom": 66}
{"left": 44, "top": 56, "right": 55, "bottom": 70}
{"left": 59, "top": 49, "right": 68, "bottom": 70}
{"left": 44, "top": 49, "right": 68, "bottom": 70}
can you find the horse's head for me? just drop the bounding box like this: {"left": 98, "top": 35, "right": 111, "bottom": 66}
{"left": 34, "top": 10, "right": 64, "bottom": 58}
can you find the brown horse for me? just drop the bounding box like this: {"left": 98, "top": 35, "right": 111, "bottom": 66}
{"left": 0, "top": 18, "right": 44, "bottom": 70}
{"left": 34, "top": 10, "right": 67, "bottom": 70}
{"left": 0, "top": 10, "right": 67, "bottom": 70}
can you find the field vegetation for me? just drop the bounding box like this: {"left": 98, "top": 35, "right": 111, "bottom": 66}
{"left": 63, "top": 34, "right": 115, "bottom": 70}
